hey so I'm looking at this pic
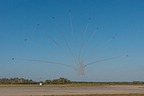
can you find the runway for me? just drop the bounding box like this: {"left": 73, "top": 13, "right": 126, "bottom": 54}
{"left": 0, "top": 85, "right": 144, "bottom": 96}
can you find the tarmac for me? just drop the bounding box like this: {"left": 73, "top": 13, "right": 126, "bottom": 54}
{"left": 0, "top": 85, "right": 144, "bottom": 96}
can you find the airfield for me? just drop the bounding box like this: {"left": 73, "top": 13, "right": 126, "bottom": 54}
{"left": 0, "top": 85, "right": 144, "bottom": 96}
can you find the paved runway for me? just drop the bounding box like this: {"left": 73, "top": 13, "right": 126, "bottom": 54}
{"left": 0, "top": 85, "right": 144, "bottom": 96}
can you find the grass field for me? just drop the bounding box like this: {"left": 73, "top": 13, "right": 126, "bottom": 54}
{"left": 0, "top": 83, "right": 144, "bottom": 87}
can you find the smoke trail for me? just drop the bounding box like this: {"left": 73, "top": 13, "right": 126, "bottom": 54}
{"left": 69, "top": 9, "right": 75, "bottom": 47}
{"left": 77, "top": 60, "right": 85, "bottom": 75}
{"left": 85, "top": 55, "right": 127, "bottom": 67}
{"left": 81, "top": 28, "right": 97, "bottom": 59}
{"left": 83, "top": 36, "right": 116, "bottom": 60}
{"left": 24, "top": 59, "right": 77, "bottom": 70}
{"left": 79, "top": 23, "right": 89, "bottom": 61}
{"left": 51, "top": 17, "right": 77, "bottom": 64}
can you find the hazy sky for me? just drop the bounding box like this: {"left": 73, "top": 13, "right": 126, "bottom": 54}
{"left": 0, "top": 0, "right": 144, "bottom": 81}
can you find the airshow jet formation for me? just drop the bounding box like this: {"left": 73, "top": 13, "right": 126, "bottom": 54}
{"left": 12, "top": 10, "right": 128, "bottom": 76}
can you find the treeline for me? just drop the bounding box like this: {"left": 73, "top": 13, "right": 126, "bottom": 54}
{"left": 0, "top": 77, "right": 144, "bottom": 85}
{"left": 72, "top": 81, "right": 144, "bottom": 85}
{"left": 44, "top": 77, "right": 71, "bottom": 84}
{"left": 0, "top": 77, "right": 71, "bottom": 84}
{"left": 0, "top": 77, "right": 36, "bottom": 84}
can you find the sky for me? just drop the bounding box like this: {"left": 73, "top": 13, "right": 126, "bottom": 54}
{"left": 0, "top": 0, "right": 144, "bottom": 82}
